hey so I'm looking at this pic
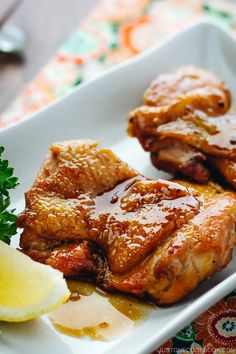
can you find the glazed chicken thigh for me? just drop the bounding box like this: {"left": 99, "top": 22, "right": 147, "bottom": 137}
{"left": 18, "top": 140, "right": 236, "bottom": 304}
{"left": 128, "top": 66, "right": 236, "bottom": 188}
{"left": 143, "top": 66, "right": 231, "bottom": 113}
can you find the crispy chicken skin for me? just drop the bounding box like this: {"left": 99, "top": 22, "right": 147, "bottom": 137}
{"left": 107, "top": 181, "right": 236, "bottom": 303}
{"left": 150, "top": 140, "right": 210, "bottom": 184}
{"left": 153, "top": 112, "right": 236, "bottom": 159}
{"left": 18, "top": 139, "right": 137, "bottom": 269}
{"left": 144, "top": 66, "right": 231, "bottom": 113}
{"left": 128, "top": 66, "right": 236, "bottom": 188}
{"left": 210, "top": 157, "right": 236, "bottom": 189}
{"left": 18, "top": 140, "right": 236, "bottom": 304}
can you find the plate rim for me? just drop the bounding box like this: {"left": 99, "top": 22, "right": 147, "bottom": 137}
{"left": 1, "top": 17, "right": 235, "bottom": 136}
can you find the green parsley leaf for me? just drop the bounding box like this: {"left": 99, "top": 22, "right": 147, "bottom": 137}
{"left": 0, "top": 147, "right": 19, "bottom": 244}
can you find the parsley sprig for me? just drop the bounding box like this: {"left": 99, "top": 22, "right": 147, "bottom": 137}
{"left": 0, "top": 147, "right": 19, "bottom": 244}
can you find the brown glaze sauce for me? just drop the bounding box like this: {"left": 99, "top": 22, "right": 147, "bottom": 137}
{"left": 204, "top": 113, "right": 236, "bottom": 150}
{"left": 89, "top": 176, "right": 200, "bottom": 274}
{"left": 49, "top": 280, "right": 154, "bottom": 340}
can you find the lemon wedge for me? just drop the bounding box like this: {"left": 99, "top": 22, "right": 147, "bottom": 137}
{"left": 0, "top": 241, "right": 70, "bottom": 322}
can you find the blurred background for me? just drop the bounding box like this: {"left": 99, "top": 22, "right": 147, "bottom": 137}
{"left": 0, "top": 0, "right": 236, "bottom": 125}
{"left": 0, "top": 0, "right": 96, "bottom": 113}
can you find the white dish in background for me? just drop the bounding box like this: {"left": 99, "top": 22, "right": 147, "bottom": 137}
{"left": 0, "top": 18, "right": 236, "bottom": 354}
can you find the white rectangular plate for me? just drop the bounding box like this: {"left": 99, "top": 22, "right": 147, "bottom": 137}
{"left": 0, "top": 19, "right": 236, "bottom": 354}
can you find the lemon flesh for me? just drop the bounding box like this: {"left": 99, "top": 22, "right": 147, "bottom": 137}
{"left": 0, "top": 241, "right": 70, "bottom": 322}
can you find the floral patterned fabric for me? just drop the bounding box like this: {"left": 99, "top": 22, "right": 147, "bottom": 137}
{"left": 154, "top": 292, "right": 236, "bottom": 353}
{"left": 1, "top": 0, "right": 236, "bottom": 352}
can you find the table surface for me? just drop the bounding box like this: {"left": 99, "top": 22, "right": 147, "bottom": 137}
{"left": 0, "top": 0, "right": 97, "bottom": 114}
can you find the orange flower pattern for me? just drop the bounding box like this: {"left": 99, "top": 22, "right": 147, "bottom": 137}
{"left": 1, "top": 0, "right": 236, "bottom": 127}
{"left": 195, "top": 298, "right": 236, "bottom": 350}
{"left": 0, "top": 0, "right": 206, "bottom": 126}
